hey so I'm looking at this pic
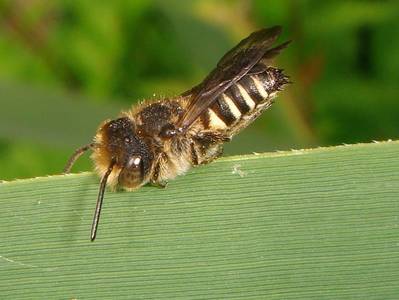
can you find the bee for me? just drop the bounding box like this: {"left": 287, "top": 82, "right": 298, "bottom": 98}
{"left": 64, "top": 26, "right": 290, "bottom": 241}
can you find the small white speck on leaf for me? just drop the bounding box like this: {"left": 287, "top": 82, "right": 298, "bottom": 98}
{"left": 232, "top": 164, "right": 248, "bottom": 178}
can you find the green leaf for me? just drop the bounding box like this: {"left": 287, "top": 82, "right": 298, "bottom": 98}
{"left": 1, "top": 141, "right": 398, "bottom": 298}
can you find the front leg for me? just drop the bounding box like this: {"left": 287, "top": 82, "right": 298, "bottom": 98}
{"left": 151, "top": 180, "right": 168, "bottom": 189}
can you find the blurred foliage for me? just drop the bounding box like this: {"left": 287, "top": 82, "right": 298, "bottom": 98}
{"left": 0, "top": 0, "right": 398, "bottom": 180}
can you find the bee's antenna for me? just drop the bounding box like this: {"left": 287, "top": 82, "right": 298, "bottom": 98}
{"left": 63, "top": 143, "right": 95, "bottom": 173}
{"left": 91, "top": 159, "right": 116, "bottom": 241}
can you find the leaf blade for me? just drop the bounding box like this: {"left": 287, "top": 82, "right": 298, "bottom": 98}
{"left": 0, "top": 141, "right": 399, "bottom": 299}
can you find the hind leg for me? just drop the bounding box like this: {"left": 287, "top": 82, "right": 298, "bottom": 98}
{"left": 192, "top": 131, "right": 230, "bottom": 165}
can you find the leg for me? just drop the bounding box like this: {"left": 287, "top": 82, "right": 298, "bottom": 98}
{"left": 150, "top": 152, "right": 169, "bottom": 188}
{"left": 151, "top": 180, "right": 168, "bottom": 189}
{"left": 194, "top": 131, "right": 231, "bottom": 145}
{"left": 190, "top": 141, "right": 200, "bottom": 166}
{"left": 200, "top": 144, "right": 224, "bottom": 165}
{"left": 193, "top": 131, "right": 230, "bottom": 165}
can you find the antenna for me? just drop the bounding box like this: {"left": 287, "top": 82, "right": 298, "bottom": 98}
{"left": 90, "top": 159, "right": 115, "bottom": 241}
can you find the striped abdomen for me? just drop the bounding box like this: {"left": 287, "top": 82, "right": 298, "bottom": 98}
{"left": 203, "top": 67, "right": 289, "bottom": 136}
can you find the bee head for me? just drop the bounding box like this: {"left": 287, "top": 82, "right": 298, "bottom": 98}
{"left": 95, "top": 117, "right": 153, "bottom": 189}
{"left": 79, "top": 116, "right": 155, "bottom": 241}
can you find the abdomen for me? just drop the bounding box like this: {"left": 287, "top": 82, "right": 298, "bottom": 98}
{"left": 202, "top": 67, "right": 289, "bottom": 136}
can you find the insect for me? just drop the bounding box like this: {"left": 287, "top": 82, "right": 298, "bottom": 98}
{"left": 64, "top": 26, "right": 290, "bottom": 241}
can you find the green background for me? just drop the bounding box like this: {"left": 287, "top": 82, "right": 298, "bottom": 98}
{"left": 0, "top": 0, "right": 398, "bottom": 180}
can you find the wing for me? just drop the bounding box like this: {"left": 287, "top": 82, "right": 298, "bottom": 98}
{"left": 178, "top": 26, "right": 285, "bottom": 131}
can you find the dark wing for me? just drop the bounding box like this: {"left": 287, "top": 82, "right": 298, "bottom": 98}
{"left": 178, "top": 26, "right": 284, "bottom": 131}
